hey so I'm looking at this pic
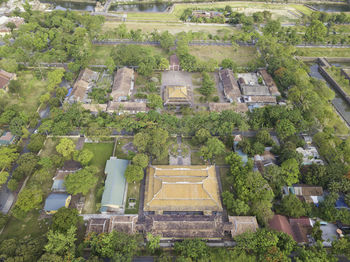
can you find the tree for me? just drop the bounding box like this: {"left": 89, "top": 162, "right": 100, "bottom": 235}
{"left": 281, "top": 158, "right": 300, "bottom": 186}
{"left": 7, "top": 178, "right": 18, "bottom": 191}
{"left": 64, "top": 166, "right": 98, "bottom": 195}
{"left": 8, "top": 79, "right": 21, "bottom": 94}
{"left": 0, "top": 171, "right": 9, "bottom": 186}
{"left": 105, "top": 56, "right": 115, "bottom": 74}
{"left": 279, "top": 194, "right": 306, "bottom": 218}
{"left": 45, "top": 226, "right": 77, "bottom": 256}
{"left": 201, "top": 137, "right": 225, "bottom": 162}
{"left": 13, "top": 188, "right": 43, "bottom": 217}
{"left": 158, "top": 57, "right": 169, "bottom": 70}
{"left": 88, "top": 231, "right": 139, "bottom": 260}
{"left": 56, "top": 138, "right": 76, "bottom": 159}
{"left": 56, "top": 87, "right": 68, "bottom": 104}
{"left": 124, "top": 164, "right": 144, "bottom": 183}
{"left": 0, "top": 58, "right": 18, "bottom": 73}
{"left": 159, "top": 31, "right": 175, "bottom": 51}
{"left": 311, "top": 221, "right": 323, "bottom": 242}
{"left": 47, "top": 69, "right": 65, "bottom": 91}
{"left": 27, "top": 134, "right": 46, "bottom": 153}
{"left": 52, "top": 207, "right": 82, "bottom": 233}
{"left": 305, "top": 20, "right": 327, "bottom": 43}
{"left": 76, "top": 149, "right": 94, "bottom": 166}
{"left": 174, "top": 239, "right": 208, "bottom": 261}
{"left": 276, "top": 119, "right": 296, "bottom": 140}
{"left": 132, "top": 154, "right": 149, "bottom": 169}
{"left": 256, "top": 129, "right": 273, "bottom": 146}
{"left": 146, "top": 233, "right": 160, "bottom": 254}
{"left": 222, "top": 191, "right": 250, "bottom": 215}
{"left": 147, "top": 94, "right": 163, "bottom": 110}
{"left": 199, "top": 72, "right": 215, "bottom": 99}
{"left": 0, "top": 146, "right": 19, "bottom": 169}
{"left": 332, "top": 237, "right": 350, "bottom": 259}
{"left": 10, "top": 116, "right": 25, "bottom": 136}
{"left": 192, "top": 128, "right": 211, "bottom": 145}
{"left": 220, "top": 58, "right": 237, "bottom": 71}
{"left": 31, "top": 168, "right": 51, "bottom": 185}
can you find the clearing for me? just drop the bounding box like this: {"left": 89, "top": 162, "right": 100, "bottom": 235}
{"left": 82, "top": 142, "right": 114, "bottom": 214}
{"left": 296, "top": 48, "right": 350, "bottom": 58}
{"left": 189, "top": 45, "right": 258, "bottom": 66}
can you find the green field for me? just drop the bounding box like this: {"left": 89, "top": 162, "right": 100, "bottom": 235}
{"left": 189, "top": 45, "right": 258, "bottom": 66}
{"left": 0, "top": 70, "right": 50, "bottom": 114}
{"left": 296, "top": 47, "right": 350, "bottom": 58}
{"left": 82, "top": 142, "right": 114, "bottom": 213}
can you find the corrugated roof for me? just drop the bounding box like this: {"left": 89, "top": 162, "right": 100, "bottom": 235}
{"left": 44, "top": 193, "right": 70, "bottom": 212}
{"left": 229, "top": 216, "right": 259, "bottom": 237}
{"left": 0, "top": 131, "right": 14, "bottom": 145}
{"left": 51, "top": 180, "right": 66, "bottom": 192}
{"left": 100, "top": 158, "right": 129, "bottom": 211}
{"left": 269, "top": 214, "right": 294, "bottom": 237}
{"left": 111, "top": 67, "right": 134, "bottom": 101}
{"left": 219, "top": 69, "right": 241, "bottom": 102}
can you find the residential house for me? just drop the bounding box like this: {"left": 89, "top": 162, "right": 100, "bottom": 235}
{"left": 111, "top": 67, "right": 134, "bottom": 102}
{"left": 258, "top": 69, "right": 280, "bottom": 96}
{"left": 82, "top": 104, "right": 107, "bottom": 115}
{"left": 0, "top": 70, "right": 16, "bottom": 91}
{"left": 219, "top": 69, "right": 241, "bottom": 103}
{"left": 68, "top": 68, "right": 99, "bottom": 103}
{"left": 106, "top": 101, "right": 148, "bottom": 115}
{"left": 0, "top": 131, "right": 15, "bottom": 146}
{"left": 242, "top": 95, "right": 277, "bottom": 105}
{"left": 169, "top": 54, "right": 180, "bottom": 71}
{"left": 163, "top": 85, "right": 192, "bottom": 106}
{"left": 254, "top": 149, "right": 276, "bottom": 173}
{"left": 296, "top": 146, "right": 324, "bottom": 165}
{"left": 0, "top": 16, "right": 24, "bottom": 35}
{"left": 283, "top": 184, "right": 324, "bottom": 205}
{"left": 269, "top": 215, "right": 312, "bottom": 244}
{"left": 192, "top": 10, "right": 223, "bottom": 19}
{"left": 44, "top": 193, "right": 71, "bottom": 214}
{"left": 100, "top": 157, "right": 129, "bottom": 213}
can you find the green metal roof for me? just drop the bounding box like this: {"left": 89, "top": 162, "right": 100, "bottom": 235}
{"left": 100, "top": 157, "right": 129, "bottom": 212}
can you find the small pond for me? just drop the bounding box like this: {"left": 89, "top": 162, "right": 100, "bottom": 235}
{"left": 40, "top": 0, "right": 95, "bottom": 11}
{"left": 109, "top": 2, "right": 170, "bottom": 12}
{"left": 310, "top": 4, "right": 350, "bottom": 12}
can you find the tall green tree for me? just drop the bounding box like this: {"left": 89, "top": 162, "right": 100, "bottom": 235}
{"left": 64, "top": 166, "right": 98, "bottom": 195}
{"left": 56, "top": 138, "right": 76, "bottom": 159}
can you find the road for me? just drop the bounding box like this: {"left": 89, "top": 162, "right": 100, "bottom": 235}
{"left": 0, "top": 106, "right": 50, "bottom": 214}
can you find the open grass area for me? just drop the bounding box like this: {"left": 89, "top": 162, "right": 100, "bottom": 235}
{"left": 189, "top": 46, "right": 258, "bottom": 66}
{"left": 39, "top": 137, "right": 60, "bottom": 157}
{"left": 102, "top": 21, "right": 238, "bottom": 37}
{"left": 113, "top": 11, "right": 179, "bottom": 22}
{"left": 115, "top": 137, "right": 134, "bottom": 159}
{"left": 296, "top": 47, "right": 350, "bottom": 58}
{"left": 125, "top": 181, "right": 140, "bottom": 214}
{"left": 1, "top": 70, "right": 49, "bottom": 115}
{"left": 327, "top": 66, "right": 350, "bottom": 96}
{"left": 0, "top": 211, "right": 49, "bottom": 241}
{"left": 82, "top": 142, "right": 114, "bottom": 213}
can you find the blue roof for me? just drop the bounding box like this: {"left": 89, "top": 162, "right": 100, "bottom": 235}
{"left": 100, "top": 158, "right": 129, "bottom": 212}
{"left": 44, "top": 193, "right": 69, "bottom": 211}
{"left": 66, "top": 87, "right": 73, "bottom": 97}
{"left": 336, "top": 196, "right": 349, "bottom": 209}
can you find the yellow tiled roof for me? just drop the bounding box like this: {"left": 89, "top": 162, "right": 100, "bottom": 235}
{"left": 168, "top": 86, "right": 188, "bottom": 98}
{"left": 144, "top": 165, "right": 223, "bottom": 212}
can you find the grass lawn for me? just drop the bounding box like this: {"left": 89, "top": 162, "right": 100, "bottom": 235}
{"left": 1, "top": 70, "right": 49, "bottom": 115}
{"left": 191, "top": 151, "right": 205, "bottom": 165}
{"left": 219, "top": 167, "right": 230, "bottom": 192}
{"left": 326, "top": 67, "right": 350, "bottom": 96}
{"left": 82, "top": 142, "right": 114, "bottom": 213}
{"left": 0, "top": 210, "right": 49, "bottom": 241}
{"left": 102, "top": 21, "right": 238, "bottom": 37}
{"left": 116, "top": 12, "right": 179, "bottom": 22}
{"left": 189, "top": 46, "right": 258, "bottom": 66}
{"left": 115, "top": 137, "right": 134, "bottom": 159}
{"left": 125, "top": 181, "right": 140, "bottom": 214}
{"left": 152, "top": 154, "right": 169, "bottom": 165}
{"left": 39, "top": 137, "right": 60, "bottom": 157}
{"left": 296, "top": 47, "right": 350, "bottom": 58}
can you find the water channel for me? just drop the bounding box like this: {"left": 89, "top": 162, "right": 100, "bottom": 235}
{"left": 40, "top": 0, "right": 170, "bottom": 12}
{"left": 308, "top": 63, "right": 350, "bottom": 125}
{"left": 310, "top": 4, "right": 350, "bottom": 12}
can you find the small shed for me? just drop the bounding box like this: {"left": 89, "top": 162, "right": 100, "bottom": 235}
{"left": 0, "top": 131, "right": 15, "bottom": 145}
{"left": 44, "top": 193, "right": 71, "bottom": 214}
{"left": 100, "top": 158, "right": 129, "bottom": 213}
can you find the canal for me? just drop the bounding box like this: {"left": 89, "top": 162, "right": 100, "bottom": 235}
{"left": 309, "top": 63, "right": 350, "bottom": 125}
{"left": 310, "top": 3, "right": 350, "bottom": 12}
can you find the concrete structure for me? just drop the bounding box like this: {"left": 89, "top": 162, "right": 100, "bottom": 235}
{"left": 228, "top": 216, "right": 259, "bottom": 237}
{"left": 144, "top": 165, "right": 223, "bottom": 215}
{"left": 106, "top": 101, "right": 148, "bottom": 115}
{"left": 44, "top": 193, "right": 71, "bottom": 214}
{"left": 0, "top": 16, "right": 24, "bottom": 35}
{"left": 296, "top": 146, "right": 324, "bottom": 165}
{"left": 163, "top": 85, "right": 192, "bottom": 106}
{"left": 169, "top": 54, "right": 180, "bottom": 71}
{"left": 68, "top": 68, "right": 99, "bottom": 103}
{"left": 111, "top": 67, "right": 134, "bottom": 102}
{"left": 100, "top": 158, "right": 129, "bottom": 213}
{"left": 0, "top": 70, "right": 16, "bottom": 91}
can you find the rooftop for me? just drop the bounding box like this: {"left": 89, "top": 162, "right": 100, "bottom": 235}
{"left": 100, "top": 157, "right": 129, "bottom": 212}
{"left": 163, "top": 85, "right": 192, "bottom": 105}
{"left": 229, "top": 216, "right": 259, "bottom": 237}
{"left": 219, "top": 69, "right": 241, "bottom": 102}
{"left": 144, "top": 165, "right": 223, "bottom": 212}
{"left": 44, "top": 193, "right": 70, "bottom": 212}
{"left": 0, "top": 70, "right": 15, "bottom": 89}
{"left": 111, "top": 67, "right": 134, "bottom": 101}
